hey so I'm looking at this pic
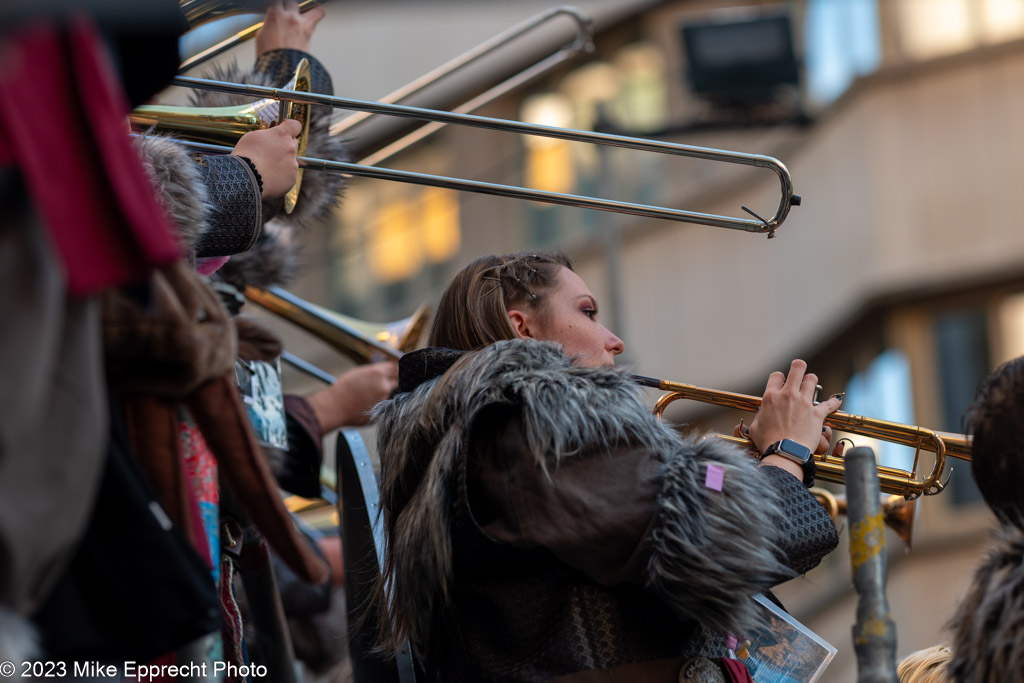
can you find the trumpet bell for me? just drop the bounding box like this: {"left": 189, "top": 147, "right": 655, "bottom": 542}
{"left": 245, "top": 286, "right": 430, "bottom": 364}
{"left": 881, "top": 494, "right": 917, "bottom": 551}
{"left": 131, "top": 60, "right": 312, "bottom": 213}
{"left": 812, "top": 488, "right": 917, "bottom": 550}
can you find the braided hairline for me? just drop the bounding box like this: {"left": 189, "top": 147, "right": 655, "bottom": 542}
{"left": 480, "top": 254, "right": 563, "bottom": 304}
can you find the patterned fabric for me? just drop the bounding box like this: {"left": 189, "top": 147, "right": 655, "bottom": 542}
{"left": 220, "top": 554, "right": 247, "bottom": 680}
{"left": 442, "top": 479, "right": 728, "bottom": 682}
{"left": 179, "top": 409, "right": 220, "bottom": 586}
{"left": 759, "top": 466, "right": 840, "bottom": 575}
{"left": 191, "top": 155, "right": 262, "bottom": 257}
{"left": 254, "top": 48, "right": 333, "bottom": 100}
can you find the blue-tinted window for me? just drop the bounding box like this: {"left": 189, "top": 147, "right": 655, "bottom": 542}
{"left": 805, "top": 0, "right": 882, "bottom": 105}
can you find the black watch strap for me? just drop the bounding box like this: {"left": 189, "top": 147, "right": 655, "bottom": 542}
{"left": 762, "top": 438, "right": 817, "bottom": 488}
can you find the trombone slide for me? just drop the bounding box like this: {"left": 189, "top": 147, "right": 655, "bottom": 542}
{"left": 169, "top": 76, "right": 800, "bottom": 235}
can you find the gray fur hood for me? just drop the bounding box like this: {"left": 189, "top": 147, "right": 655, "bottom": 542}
{"left": 949, "top": 522, "right": 1024, "bottom": 682}
{"left": 374, "top": 339, "right": 804, "bottom": 642}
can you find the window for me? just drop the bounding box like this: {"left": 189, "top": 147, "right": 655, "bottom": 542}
{"left": 843, "top": 349, "right": 916, "bottom": 471}
{"left": 934, "top": 308, "right": 988, "bottom": 505}
{"left": 804, "top": 0, "right": 881, "bottom": 105}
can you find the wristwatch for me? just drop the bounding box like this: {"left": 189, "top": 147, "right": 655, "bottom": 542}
{"left": 761, "top": 438, "right": 816, "bottom": 487}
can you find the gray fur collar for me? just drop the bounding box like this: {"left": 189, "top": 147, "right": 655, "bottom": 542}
{"left": 374, "top": 339, "right": 792, "bottom": 645}
{"left": 949, "top": 523, "right": 1024, "bottom": 682}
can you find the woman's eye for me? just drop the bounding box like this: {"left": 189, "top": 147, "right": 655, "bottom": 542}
{"left": 583, "top": 309, "right": 598, "bottom": 321}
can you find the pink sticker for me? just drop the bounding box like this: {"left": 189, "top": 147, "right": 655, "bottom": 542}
{"left": 726, "top": 633, "right": 738, "bottom": 650}
{"left": 705, "top": 464, "right": 724, "bottom": 491}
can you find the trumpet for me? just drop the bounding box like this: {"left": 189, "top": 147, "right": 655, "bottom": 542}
{"left": 633, "top": 375, "right": 972, "bottom": 499}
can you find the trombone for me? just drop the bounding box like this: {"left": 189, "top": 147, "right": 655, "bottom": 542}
{"left": 244, "top": 286, "right": 430, "bottom": 365}
{"left": 164, "top": 4, "right": 799, "bottom": 233}
{"left": 634, "top": 375, "right": 972, "bottom": 499}
{"left": 328, "top": 6, "right": 595, "bottom": 168}
{"left": 180, "top": 1, "right": 321, "bottom": 72}
{"left": 161, "top": 76, "right": 801, "bottom": 235}
{"left": 132, "top": 60, "right": 314, "bottom": 214}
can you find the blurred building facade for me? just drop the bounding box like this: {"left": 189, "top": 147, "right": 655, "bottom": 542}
{"left": 203, "top": 1, "right": 1024, "bottom": 678}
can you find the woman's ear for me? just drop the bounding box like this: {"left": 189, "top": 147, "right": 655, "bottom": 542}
{"left": 507, "top": 309, "right": 534, "bottom": 339}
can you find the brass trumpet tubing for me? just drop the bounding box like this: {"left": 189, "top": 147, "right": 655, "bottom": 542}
{"left": 640, "top": 376, "right": 971, "bottom": 498}
{"left": 711, "top": 434, "right": 933, "bottom": 497}
{"left": 168, "top": 79, "right": 798, "bottom": 233}
{"left": 331, "top": 6, "right": 595, "bottom": 137}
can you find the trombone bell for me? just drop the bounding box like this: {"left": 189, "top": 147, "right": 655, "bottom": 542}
{"left": 244, "top": 286, "right": 430, "bottom": 364}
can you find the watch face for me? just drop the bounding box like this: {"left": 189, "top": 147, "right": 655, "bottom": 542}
{"left": 778, "top": 439, "right": 812, "bottom": 463}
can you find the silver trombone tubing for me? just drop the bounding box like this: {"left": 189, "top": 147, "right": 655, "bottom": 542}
{"left": 280, "top": 350, "right": 336, "bottom": 385}
{"left": 169, "top": 79, "right": 801, "bottom": 235}
{"left": 330, "top": 6, "right": 594, "bottom": 137}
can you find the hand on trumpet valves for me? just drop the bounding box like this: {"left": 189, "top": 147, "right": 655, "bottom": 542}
{"left": 746, "top": 359, "right": 843, "bottom": 478}
{"left": 256, "top": 0, "right": 326, "bottom": 55}
{"left": 305, "top": 361, "right": 399, "bottom": 432}
{"left": 231, "top": 119, "right": 301, "bottom": 200}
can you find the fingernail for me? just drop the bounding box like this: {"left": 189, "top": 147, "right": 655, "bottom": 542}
{"left": 832, "top": 393, "right": 845, "bottom": 401}
{"left": 822, "top": 426, "right": 827, "bottom": 433}
{"left": 743, "top": 426, "right": 750, "bottom": 435}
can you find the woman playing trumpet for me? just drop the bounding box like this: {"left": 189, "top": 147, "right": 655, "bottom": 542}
{"left": 371, "top": 251, "right": 842, "bottom": 682}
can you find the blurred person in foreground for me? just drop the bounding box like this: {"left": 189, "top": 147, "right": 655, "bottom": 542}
{"left": 0, "top": 0, "right": 186, "bottom": 661}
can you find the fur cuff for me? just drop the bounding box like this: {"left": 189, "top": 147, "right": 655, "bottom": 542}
{"left": 134, "top": 134, "right": 212, "bottom": 251}
{"left": 216, "top": 218, "right": 300, "bottom": 291}
{"left": 646, "top": 436, "right": 793, "bottom": 637}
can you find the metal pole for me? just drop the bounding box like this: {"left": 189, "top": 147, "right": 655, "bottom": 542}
{"left": 845, "top": 446, "right": 899, "bottom": 683}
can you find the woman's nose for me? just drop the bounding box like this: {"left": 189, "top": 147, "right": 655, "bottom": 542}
{"left": 607, "top": 331, "right": 625, "bottom": 356}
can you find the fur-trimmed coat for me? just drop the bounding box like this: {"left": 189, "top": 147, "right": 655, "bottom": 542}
{"left": 948, "top": 523, "right": 1024, "bottom": 682}
{"left": 374, "top": 340, "right": 839, "bottom": 682}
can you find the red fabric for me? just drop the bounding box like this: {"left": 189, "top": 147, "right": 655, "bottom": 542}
{"left": 0, "top": 18, "right": 180, "bottom": 296}
{"left": 722, "top": 658, "right": 755, "bottom": 683}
